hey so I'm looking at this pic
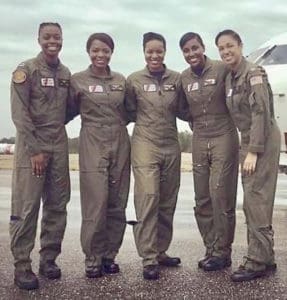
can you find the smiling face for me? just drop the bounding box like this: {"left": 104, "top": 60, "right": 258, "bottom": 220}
{"left": 217, "top": 34, "right": 243, "bottom": 70}
{"left": 181, "top": 38, "right": 205, "bottom": 70}
{"left": 38, "top": 25, "right": 62, "bottom": 60}
{"left": 88, "top": 39, "right": 112, "bottom": 71}
{"left": 144, "top": 39, "right": 166, "bottom": 72}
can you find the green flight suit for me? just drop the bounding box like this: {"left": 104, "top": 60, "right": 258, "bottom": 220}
{"left": 181, "top": 57, "right": 239, "bottom": 258}
{"left": 225, "top": 57, "right": 280, "bottom": 270}
{"left": 126, "top": 66, "right": 185, "bottom": 266}
{"left": 10, "top": 52, "right": 71, "bottom": 271}
{"left": 69, "top": 66, "right": 130, "bottom": 268}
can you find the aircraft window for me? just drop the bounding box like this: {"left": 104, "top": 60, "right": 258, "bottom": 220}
{"left": 260, "top": 45, "right": 287, "bottom": 65}
{"left": 247, "top": 47, "right": 269, "bottom": 63}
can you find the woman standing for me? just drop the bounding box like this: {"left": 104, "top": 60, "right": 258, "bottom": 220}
{"left": 126, "top": 32, "right": 186, "bottom": 280}
{"left": 10, "top": 22, "right": 70, "bottom": 290}
{"left": 68, "top": 33, "right": 130, "bottom": 278}
{"left": 216, "top": 29, "right": 280, "bottom": 282}
{"left": 179, "top": 32, "right": 239, "bottom": 272}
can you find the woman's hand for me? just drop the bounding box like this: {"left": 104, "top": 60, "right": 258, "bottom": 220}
{"left": 30, "top": 153, "right": 49, "bottom": 177}
{"left": 243, "top": 152, "right": 258, "bottom": 176}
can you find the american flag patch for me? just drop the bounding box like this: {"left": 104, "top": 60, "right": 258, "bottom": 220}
{"left": 250, "top": 76, "right": 263, "bottom": 86}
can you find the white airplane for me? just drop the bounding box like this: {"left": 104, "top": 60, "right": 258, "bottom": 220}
{"left": 247, "top": 32, "right": 287, "bottom": 172}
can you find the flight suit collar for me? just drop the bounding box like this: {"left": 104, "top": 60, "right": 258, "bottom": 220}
{"left": 87, "top": 64, "right": 113, "bottom": 79}
{"left": 36, "top": 52, "right": 63, "bottom": 71}
{"left": 232, "top": 57, "right": 247, "bottom": 79}
{"left": 143, "top": 64, "right": 171, "bottom": 79}
{"left": 189, "top": 55, "right": 212, "bottom": 78}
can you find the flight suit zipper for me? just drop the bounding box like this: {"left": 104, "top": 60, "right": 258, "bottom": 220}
{"left": 199, "top": 77, "right": 208, "bottom": 128}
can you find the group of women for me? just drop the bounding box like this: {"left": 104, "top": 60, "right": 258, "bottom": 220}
{"left": 10, "top": 22, "right": 280, "bottom": 290}
{"left": 67, "top": 29, "right": 280, "bottom": 283}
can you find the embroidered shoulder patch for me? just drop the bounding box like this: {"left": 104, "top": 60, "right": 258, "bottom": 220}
{"left": 250, "top": 76, "right": 263, "bottom": 86}
{"left": 12, "top": 70, "right": 27, "bottom": 84}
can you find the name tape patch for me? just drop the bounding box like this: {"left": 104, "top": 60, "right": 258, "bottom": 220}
{"left": 227, "top": 88, "right": 233, "bottom": 97}
{"left": 187, "top": 82, "right": 199, "bottom": 92}
{"left": 143, "top": 84, "right": 157, "bottom": 92}
{"left": 41, "top": 78, "right": 55, "bottom": 87}
{"left": 89, "top": 85, "right": 104, "bottom": 93}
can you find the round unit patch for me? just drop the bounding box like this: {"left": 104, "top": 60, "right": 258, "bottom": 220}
{"left": 12, "top": 70, "right": 27, "bottom": 84}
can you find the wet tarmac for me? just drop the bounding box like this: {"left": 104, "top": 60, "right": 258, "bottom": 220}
{"left": 0, "top": 170, "right": 287, "bottom": 299}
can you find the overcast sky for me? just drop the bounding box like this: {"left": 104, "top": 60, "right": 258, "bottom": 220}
{"left": 1, "top": 0, "right": 287, "bottom": 138}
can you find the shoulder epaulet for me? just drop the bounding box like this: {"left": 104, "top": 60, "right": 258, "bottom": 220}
{"left": 248, "top": 65, "right": 265, "bottom": 86}
{"left": 249, "top": 65, "right": 266, "bottom": 76}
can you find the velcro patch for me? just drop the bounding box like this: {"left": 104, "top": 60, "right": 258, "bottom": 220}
{"left": 227, "top": 88, "right": 233, "bottom": 97}
{"left": 12, "top": 70, "right": 27, "bottom": 84}
{"left": 204, "top": 78, "right": 216, "bottom": 86}
{"left": 163, "top": 84, "right": 176, "bottom": 91}
{"left": 143, "top": 84, "right": 157, "bottom": 92}
{"left": 110, "top": 84, "right": 124, "bottom": 91}
{"left": 250, "top": 76, "right": 263, "bottom": 86}
{"left": 41, "top": 78, "right": 55, "bottom": 87}
{"left": 89, "top": 85, "right": 104, "bottom": 93}
{"left": 187, "top": 82, "right": 199, "bottom": 92}
{"left": 58, "top": 79, "right": 70, "bottom": 87}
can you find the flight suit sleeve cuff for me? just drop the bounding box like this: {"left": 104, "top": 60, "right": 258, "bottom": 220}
{"left": 248, "top": 144, "right": 264, "bottom": 153}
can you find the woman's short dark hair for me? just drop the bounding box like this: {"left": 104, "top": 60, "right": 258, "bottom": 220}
{"left": 86, "top": 33, "right": 114, "bottom": 53}
{"left": 179, "top": 32, "right": 204, "bottom": 49}
{"left": 38, "top": 22, "right": 62, "bottom": 36}
{"left": 143, "top": 32, "right": 166, "bottom": 50}
{"left": 215, "top": 29, "right": 242, "bottom": 46}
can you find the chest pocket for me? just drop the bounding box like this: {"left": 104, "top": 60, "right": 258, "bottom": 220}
{"left": 228, "top": 83, "right": 247, "bottom": 113}
{"left": 201, "top": 77, "right": 218, "bottom": 99}
{"left": 84, "top": 83, "right": 126, "bottom": 112}
{"left": 135, "top": 83, "right": 159, "bottom": 111}
{"left": 186, "top": 81, "right": 200, "bottom": 102}
{"left": 85, "top": 84, "right": 108, "bottom": 106}
{"left": 30, "top": 71, "right": 57, "bottom": 111}
{"left": 109, "top": 83, "right": 125, "bottom": 106}
{"left": 186, "top": 75, "right": 218, "bottom": 103}
{"left": 57, "top": 78, "right": 70, "bottom": 100}
{"left": 162, "top": 83, "right": 178, "bottom": 111}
